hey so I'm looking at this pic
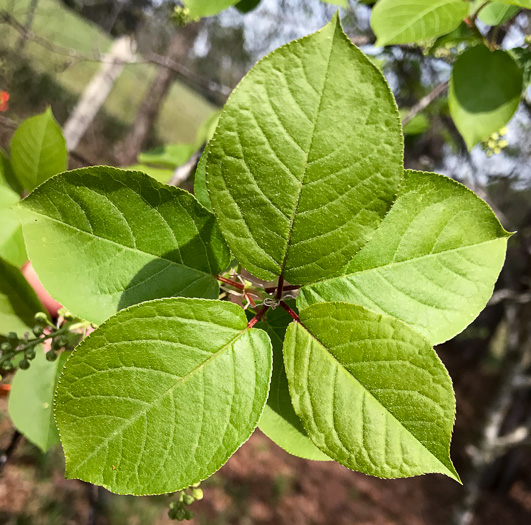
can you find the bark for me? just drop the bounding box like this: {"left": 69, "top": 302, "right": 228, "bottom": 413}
{"left": 63, "top": 36, "right": 136, "bottom": 152}
{"left": 117, "top": 23, "right": 201, "bottom": 166}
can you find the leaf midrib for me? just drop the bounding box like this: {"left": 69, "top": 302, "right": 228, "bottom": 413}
{"left": 279, "top": 24, "right": 337, "bottom": 275}
{"left": 65, "top": 325, "right": 249, "bottom": 476}
{"left": 22, "top": 208, "right": 214, "bottom": 280}
{"left": 321, "top": 237, "right": 505, "bottom": 286}
{"left": 297, "top": 322, "right": 454, "bottom": 476}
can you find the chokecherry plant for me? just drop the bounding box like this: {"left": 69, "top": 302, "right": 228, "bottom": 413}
{"left": 13, "top": 16, "right": 511, "bottom": 495}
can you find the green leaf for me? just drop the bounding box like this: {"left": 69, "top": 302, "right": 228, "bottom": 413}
{"left": 321, "top": 0, "right": 348, "bottom": 7}
{"left": 126, "top": 165, "right": 174, "bottom": 184}
{"left": 207, "top": 15, "right": 403, "bottom": 285}
{"left": 371, "top": 0, "right": 469, "bottom": 46}
{"left": 10, "top": 108, "right": 68, "bottom": 192}
{"left": 0, "top": 148, "right": 23, "bottom": 195}
{"left": 184, "top": 0, "right": 239, "bottom": 18}
{"left": 194, "top": 145, "right": 212, "bottom": 211}
{"left": 402, "top": 112, "right": 429, "bottom": 136}
{"left": 138, "top": 144, "right": 195, "bottom": 169}
{"left": 9, "top": 350, "right": 67, "bottom": 452}
{"left": 193, "top": 110, "right": 221, "bottom": 150}
{"left": 55, "top": 298, "right": 272, "bottom": 495}
{"left": 510, "top": 47, "right": 531, "bottom": 87}
{"left": 235, "top": 0, "right": 261, "bottom": 13}
{"left": 0, "top": 257, "right": 46, "bottom": 336}
{"left": 449, "top": 45, "right": 523, "bottom": 150}
{"left": 478, "top": 2, "right": 520, "bottom": 25}
{"left": 19, "top": 167, "right": 230, "bottom": 325}
{"left": 496, "top": 0, "right": 531, "bottom": 8}
{"left": 284, "top": 302, "right": 459, "bottom": 481}
{"left": 0, "top": 185, "right": 27, "bottom": 267}
{"left": 299, "top": 170, "right": 510, "bottom": 345}
{"left": 257, "top": 303, "right": 331, "bottom": 461}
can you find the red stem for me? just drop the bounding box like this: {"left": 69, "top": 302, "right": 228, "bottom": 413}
{"left": 245, "top": 292, "right": 257, "bottom": 308}
{"left": 216, "top": 275, "right": 245, "bottom": 290}
{"left": 275, "top": 275, "right": 284, "bottom": 300}
{"left": 280, "top": 301, "right": 299, "bottom": 322}
{"left": 247, "top": 304, "right": 269, "bottom": 328}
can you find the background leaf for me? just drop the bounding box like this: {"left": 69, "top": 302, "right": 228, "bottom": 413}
{"left": 207, "top": 16, "right": 403, "bottom": 284}
{"left": 478, "top": 2, "right": 520, "bottom": 26}
{"left": 0, "top": 257, "right": 46, "bottom": 336}
{"left": 184, "top": 0, "right": 239, "bottom": 18}
{"left": 257, "top": 303, "right": 331, "bottom": 461}
{"left": 20, "top": 167, "right": 230, "bottom": 325}
{"left": 0, "top": 185, "right": 27, "bottom": 267}
{"left": 194, "top": 145, "right": 212, "bottom": 211}
{"left": 284, "top": 302, "right": 459, "bottom": 481}
{"left": 10, "top": 108, "right": 68, "bottom": 192}
{"left": 299, "top": 170, "right": 510, "bottom": 345}
{"left": 125, "top": 165, "right": 174, "bottom": 184}
{"left": 55, "top": 298, "right": 272, "bottom": 495}
{"left": 496, "top": 0, "right": 531, "bottom": 7}
{"left": 8, "top": 349, "right": 68, "bottom": 452}
{"left": 449, "top": 45, "right": 523, "bottom": 150}
{"left": 371, "top": 0, "right": 469, "bottom": 46}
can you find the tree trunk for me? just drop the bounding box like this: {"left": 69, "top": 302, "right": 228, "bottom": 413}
{"left": 63, "top": 36, "right": 136, "bottom": 152}
{"left": 116, "top": 23, "right": 201, "bottom": 166}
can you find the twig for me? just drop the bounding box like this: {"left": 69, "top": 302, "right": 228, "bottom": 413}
{"left": 280, "top": 301, "right": 299, "bottom": 322}
{"left": 247, "top": 304, "right": 269, "bottom": 329}
{"left": 216, "top": 275, "right": 245, "bottom": 290}
{"left": 0, "top": 430, "right": 22, "bottom": 475}
{"left": 402, "top": 81, "right": 448, "bottom": 126}
{"left": 452, "top": 305, "right": 531, "bottom": 525}
{"left": 168, "top": 148, "right": 202, "bottom": 187}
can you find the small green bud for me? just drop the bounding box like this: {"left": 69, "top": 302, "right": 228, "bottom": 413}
{"left": 183, "top": 509, "right": 194, "bottom": 520}
{"left": 1, "top": 342, "right": 12, "bottom": 353}
{"left": 7, "top": 332, "right": 18, "bottom": 344}
{"left": 33, "top": 325, "right": 44, "bottom": 336}
{"left": 25, "top": 348, "right": 36, "bottom": 360}
{"left": 56, "top": 335, "right": 69, "bottom": 348}
{"left": 19, "top": 359, "right": 30, "bottom": 370}
{"left": 1, "top": 360, "right": 14, "bottom": 371}
{"left": 183, "top": 494, "right": 194, "bottom": 505}
{"left": 34, "top": 312, "right": 49, "bottom": 325}
{"left": 499, "top": 126, "right": 508, "bottom": 136}
{"left": 499, "top": 139, "right": 508, "bottom": 149}
{"left": 178, "top": 492, "right": 185, "bottom": 503}
{"left": 175, "top": 508, "right": 186, "bottom": 521}
{"left": 191, "top": 482, "right": 200, "bottom": 488}
{"left": 192, "top": 488, "right": 203, "bottom": 500}
{"left": 46, "top": 351, "right": 58, "bottom": 362}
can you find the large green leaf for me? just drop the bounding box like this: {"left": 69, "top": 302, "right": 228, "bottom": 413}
{"left": 9, "top": 350, "right": 68, "bottom": 452}
{"left": 478, "top": 2, "right": 520, "bottom": 25}
{"left": 194, "top": 145, "right": 212, "bottom": 211}
{"left": 0, "top": 185, "right": 27, "bottom": 267}
{"left": 10, "top": 108, "right": 67, "bottom": 192}
{"left": 19, "top": 167, "right": 230, "bottom": 325}
{"left": 449, "top": 45, "right": 523, "bottom": 150}
{"left": 299, "top": 170, "right": 510, "bottom": 345}
{"left": 371, "top": 0, "right": 469, "bottom": 46}
{"left": 284, "top": 302, "right": 459, "bottom": 481}
{"left": 138, "top": 144, "right": 195, "bottom": 169}
{"left": 55, "top": 298, "right": 272, "bottom": 495}
{"left": 184, "top": 0, "right": 239, "bottom": 17}
{"left": 0, "top": 257, "right": 46, "bottom": 336}
{"left": 257, "top": 303, "right": 330, "bottom": 461}
{"left": 207, "top": 15, "right": 403, "bottom": 285}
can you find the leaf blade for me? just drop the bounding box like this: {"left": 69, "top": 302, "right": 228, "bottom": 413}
{"left": 371, "top": 0, "right": 469, "bottom": 46}
{"left": 19, "top": 167, "right": 230, "bottom": 325}
{"left": 298, "top": 170, "right": 510, "bottom": 345}
{"left": 10, "top": 108, "right": 67, "bottom": 192}
{"left": 55, "top": 298, "right": 272, "bottom": 495}
{"left": 449, "top": 45, "right": 523, "bottom": 149}
{"left": 284, "top": 302, "right": 459, "bottom": 481}
{"left": 207, "top": 15, "right": 403, "bottom": 284}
